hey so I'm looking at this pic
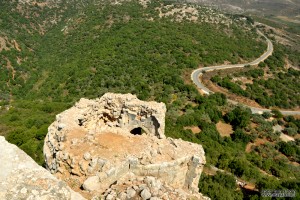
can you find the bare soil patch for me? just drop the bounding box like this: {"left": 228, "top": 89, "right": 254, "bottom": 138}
{"left": 243, "top": 183, "right": 256, "bottom": 191}
{"left": 246, "top": 138, "right": 268, "bottom": 153}
{"left": 184, "top": 126, "right": 201, "bottom": 134}
{"left": 216, "top": 121, "right": 233, "bottom": 137}
{"left": 294, "top": 134, "right": 300, "bottom": 139}
{"left": 5, "top": 58, "right": 16, "bottom": 80}
{"left": 245, "top": 142, "right": 255, "bottom": 153}
{"left": 254, "top": 138, "right": 267, "bottom": 146}
{"left": 280, "top": 133, "right": 295, "bottom": 142}
{"left": 0, "top": 36, "right": 10, "bottom": 52}
{"left": 13, "top": 40, "right": 21, "bottom": 51}
{"left": 250, "top": 122, "right": 258, "bottom": 129}
{"left": 67, "top": 130, "right": 146, "bottom": 161}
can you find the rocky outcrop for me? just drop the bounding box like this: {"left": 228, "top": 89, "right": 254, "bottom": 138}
{"left": 103, "top": 173, "right": 210, "bottom": 200}
{"left": 44, "top": 93, "right": 207, "bottom": 199}
{"left": 0, "top": 136, "right": 85, "bottom": 200}
{"left": 78, "top": 93, "right": 166, "bottom": 139}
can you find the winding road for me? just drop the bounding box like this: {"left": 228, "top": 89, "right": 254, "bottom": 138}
{"left": 191, "top": 30, "right": 300, "bottom": 116}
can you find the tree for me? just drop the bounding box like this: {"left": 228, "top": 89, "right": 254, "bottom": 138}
{"left": 256, "top": 177, "right": 281, "bottom": 191}
{"left": 229, "top": 158, "right": 248, "bottom": 177}
{"left": 271, "top": 109, "right": 283, "bottom": 118}
{"left": 199, "top": 172, "right": 243, "bottom": 200}
{"left": 277, "top": 141, "right": 296, "bottom": 157}
{"left": 224, "top": 106, "right": 251, "bottom": 129}
{"left": 231, "top": 129, "right": 252, "bottom": 144}
{"left": 283, "top": 127, "right": 297, "bottom": 137}
{"left": 262, "top": 111, "right": 272, "bottom": 119}
{"left": 217, "top": 153, "right": 231, "bottom": 169}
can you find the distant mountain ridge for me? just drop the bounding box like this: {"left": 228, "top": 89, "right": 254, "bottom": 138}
{"left": 189, "top": 0, "right": 300, "bottom": 18}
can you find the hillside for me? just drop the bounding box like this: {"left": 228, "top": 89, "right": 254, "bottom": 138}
{"left": 0, "top": 0, "right": 299, "bottom": 199}
{"left": 0, "top": 0, "right": 265, "bottom": 103}
{"left": 192, "top": 0, "right": 300, "bottom": 18}
{"left": 192, "top": 0, "right": 300, "bottom": 37}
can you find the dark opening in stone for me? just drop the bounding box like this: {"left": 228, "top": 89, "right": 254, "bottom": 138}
{"left": 130, "top": 127, "right": 143, "bottom": 135}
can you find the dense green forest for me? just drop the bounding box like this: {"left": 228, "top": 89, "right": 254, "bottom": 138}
{"left": 167, "top": 95, "right": 300, "bottom": 199}
{"left": 211, "top": 44, "right": 300, "bottom": 109}
{"left": 0, "top": 0, "right": 299, "bottom": 199}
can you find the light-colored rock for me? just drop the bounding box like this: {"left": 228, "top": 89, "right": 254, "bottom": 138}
{"left": 106, "top": 194, "right": 114, "bottom": 200}
{"left": 82, "top": 176, "right": 101, "bottom": 191}
{"left": 150, "top": 197, "right": 160, "bottom": 200}
{"left": 43, "top": 93, "right": 207, "bottom": 199}
{"left": 141, "top": 188, "right": 152, "bottom": 200}
{"left": 78, "top": 93, "right": 167, "bottom": 139}
{"left": 102, "top": 175, "right": 210, "bottom": 200}
{"left": 83, "top": 152, "right": 91, "bottom": 160}
{"left": 126, "top": 188, "right": 136, "bottom": 198}
{"left": 0, "top": 136, "right": 85, "bottom": 200}
{"left": 118, "top": 192, "right": 127, "bottom": 200}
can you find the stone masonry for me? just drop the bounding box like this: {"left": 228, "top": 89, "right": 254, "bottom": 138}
{"left": 43, "top": 93, "right": 207, "bottom": 199}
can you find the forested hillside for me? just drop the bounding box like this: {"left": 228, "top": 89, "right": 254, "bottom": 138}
{"left": 211, "top": 44, "right": 300, "bottom": 109}
{"left": 0, "top": 0, "right": 299, "bottom": 199}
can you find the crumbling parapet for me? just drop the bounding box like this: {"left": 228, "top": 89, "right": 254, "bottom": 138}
{"left": 77, "top": 93, "right": 166, "bottom": 139}
{"left": 43, "top": 93, "right": 206, "bottom": 199}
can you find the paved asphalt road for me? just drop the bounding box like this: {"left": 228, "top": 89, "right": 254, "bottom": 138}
{"left": 191, "top": 30, "right": 300, "bottom": 116}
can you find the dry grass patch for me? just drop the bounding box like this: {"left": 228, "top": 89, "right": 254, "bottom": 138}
{"left": 250, "top": 122, "right": 258, "bottom": 129}
{"left": 216, "top": 121, "right": 233, "bottom": 137}
{"left": 0, "top": 36, "right": 10, "bottom": 52}
{"left": 294, "top": 134, "right": 300, "bottom": 139}
{"left": 246, "top": 138, "right": 268, "bottom": 153}
{"left": 184, "top": 126, "right": 201, "bottom": 134}
{"left": 245, "top": 142, "right": 255, "bottom": 153}
{"left": 254, "top": 138, "right": 266, "bottom": 146}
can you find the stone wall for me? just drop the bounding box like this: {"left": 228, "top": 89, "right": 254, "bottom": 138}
{"left": 78, "top": 93, "right": 166, "bottom": 139}
{"left": 43, "top": 93, "right": 207, "bottom": 199}
{"left": 132, "top": 155, "right": 204, "bottom": 193}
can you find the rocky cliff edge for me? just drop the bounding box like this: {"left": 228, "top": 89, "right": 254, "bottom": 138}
{"left": 0, "top": 136, "right": 85, "bottom": 200}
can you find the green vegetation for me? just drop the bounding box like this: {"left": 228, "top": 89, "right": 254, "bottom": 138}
{"left": 199, "top": 172, "right": 243, "bottom": 200}
{"left": 211, "top": 44, "right": 300, "bottom": 109}
{"left": 169, "top": 98, "right": 300, "bottom": 199}
{"left": 0, "top": 0, "right": 299, "bottom": 199}
{"left": 0, "top": 101, "right": 70, "bottom": 165}
{"left": 0, "top": 0, "right": 265, "bottom": 161}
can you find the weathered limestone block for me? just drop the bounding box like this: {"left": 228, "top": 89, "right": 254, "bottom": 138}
{"left": 102, "top": 175, "right": 210, "bottom": 200}
{"left": 43, "top": 93, "right": 207, "bottom": 199}
{"left": 81, "top": 93, "right": 167, "bottom": 139}
{"left": 82, "top": 176, "right": 101, "bottom": 191}
{"left": 0, "top": 136, "right": 85, "bottom": 200}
